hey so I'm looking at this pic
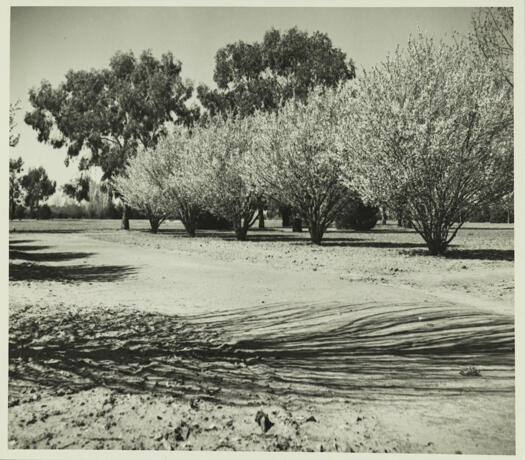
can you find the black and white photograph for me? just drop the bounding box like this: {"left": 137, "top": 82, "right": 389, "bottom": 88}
{"left": 4, "top": 1, "right": 522, "bottom": 456}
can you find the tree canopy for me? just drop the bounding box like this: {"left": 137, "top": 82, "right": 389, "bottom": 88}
{"left": 197, "top": 27, "right": 356, "bottom": 118}
{"left": 471, "top": 7, "right": 513, "bottom": 87}
{"left": 10, "top": 101, "right": 21, "bottom": 148}
{"left": 20, "top": 166, "right": 57, "bottom": 216}
{"left": 25, "top": 49, "right": 199, "bottom": 228}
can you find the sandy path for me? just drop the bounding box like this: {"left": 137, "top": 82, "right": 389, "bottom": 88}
{"left": 8, "top": 232, "right": 428, "bottom": 314}
{"left": 8, "top": 232, "right": 515, "bottom": 453}
{"left": 9, "top": 232, "right": 512, "bottom": 315}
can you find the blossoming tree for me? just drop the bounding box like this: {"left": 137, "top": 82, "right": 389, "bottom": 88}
{"left": 112, "top": 150, "right": 170, "bottom": 233}
{"left": 250, "top": 87, "right": 351, "bottom": 244}
{"left": 113, "top": 124, "right": 206, "bottom": 236}
{"left": 193, "top": 115, "right": 263, "bottom": 241}
{"left": 339, "top": 34, "right": 513, "bottom": 255}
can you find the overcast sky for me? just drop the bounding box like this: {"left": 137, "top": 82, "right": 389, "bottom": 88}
{"left": 10, "top": 6, "right": 476, "bottom": 198}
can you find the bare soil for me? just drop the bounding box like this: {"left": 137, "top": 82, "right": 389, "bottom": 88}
{"left": 8, "top": 219, "right": 515, "bottom": 453}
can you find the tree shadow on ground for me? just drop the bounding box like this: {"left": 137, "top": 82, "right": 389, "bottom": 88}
{"left": 9, "top": 229, "right": 88, "bottom": 234}
{"left": 155, "top": 229, "right": 315, "bottom": 243}
{"left": 459, "top": 227, "right": 514, "bottom": 231}
{"left": 9, "top": 262, "right": 136, "bottom": 283}
{"left": 145, "top": 228, "right": 190, "bottom": 236}
{"left": 408, "top": 249, "right": 514, "bottom": 261}
{"left": 9, "top": 244, "right": 51, "bottom": 252}
{"left": 9, "top": 249, "right": 95, "bottom": 262}
{"left": 362, "top": 228, "right": 416, "bottom": 235}
{"left": 316, "top": 241, "right": 427, "bottom": 249}
{"left": 9, "top": 301, "right": 514, "bottom": 406}
{"left": 8, "top": 239, "right": 35, "bottom": 245}
{"left": 445, "top": 249, "right": 514, "bottom": 261}
{"left": 9, "top": 239, "right": 135, "bottom": 283}
{"left": 155, "top": 229, "right": 408, "bottom": 246}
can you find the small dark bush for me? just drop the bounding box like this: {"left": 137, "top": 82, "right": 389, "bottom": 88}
{"left": 13, "top": 206, "right": 27, "bottom": 219}
{"left": 459, "top": 366, "right": 481, "bottom": 377}
{"left": 37, "top": 204, "right": 52, "bottom": 220}
{"left": 125, "top": 206, "right": 147, "bottom": 220}
{"left": 196, "top": 209, "right": 232, "bottom": 230}
{"left": 335, "top": 198, "right": 379, "bottom": 230}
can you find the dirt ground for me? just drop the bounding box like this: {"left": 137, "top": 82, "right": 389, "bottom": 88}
{"left": 8, "top": 219, "right": 515, "bottom": 453}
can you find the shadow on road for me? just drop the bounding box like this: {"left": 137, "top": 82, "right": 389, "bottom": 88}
{"left": 408, "top": 248, "right": 514, "bottom": 261}
{"left": 9, "top": 239, "right": 136, "bottom": 283}
{"left": 9, "top": 262, "right": 136, "bottom": 283}
{"left": 154, "top": 229, "right": 421, "bottom": 247}
{"left": 9, "top": 249, "right": 95, "bottom": 262}
{"left": 9, "top": 301, "right": 514, "bottom": 406}
{"left": 9, "top": 244, "right": 51, "bottom": 252}
{"left": 317, "top": 241, "right": 426, "bottom": 248}
{"left": 8, "top": 239, "right": 36, "bottom": 245}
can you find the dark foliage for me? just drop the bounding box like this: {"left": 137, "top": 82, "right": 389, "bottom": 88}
{"left": 20, "top": 166, "right": 56, "bottom": 216}
{"left": 335, "top": 197, "right": 379, "bottom": 230}
{"left": 198, "top": 27, "right": 356, "bottom": 118}
{"left": 37, "top": 204, "right": 52, "bottom": 220}
{"left": 195, "top": 208, "right": 233, "bottom": 230}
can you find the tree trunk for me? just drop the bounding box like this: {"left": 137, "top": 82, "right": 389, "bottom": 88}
{"left": 233, "top": 213, "right": 254, "bottom": 241}
{"left": 280, "top": 205, "right": 291, "bottom": 227}
{"left": 292, "top": 218, "right": 302, "bottom": 232}
{"left": 309, "top": 223, "right": 324, "bottom": 245}
{"left": 258, "top": 204, "right": 265, "bottom": 229}
{"left": 426, "top": 239, "right": 448, "bottom": 256}
{"left": 380, "top": 206, "right": 387, "bottom": 225}
{"left": 422, "top": 224, "right": 449, "bottom": 256}
{"left": 149, "top": 217, "right": 159, "bottom": 234}
{"left": 182, "top": 218, "right": 196, "bottom": 237}
{"left": 180, "top": 207, "right": 197, "bottom": 237}
{"left": 121, "top": 204, "right": 130, "bottom": 230}
{"left": 234, "top": 225, "right": 248, "bottom": 241}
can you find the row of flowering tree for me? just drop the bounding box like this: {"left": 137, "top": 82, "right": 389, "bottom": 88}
{"left": 113, "top": 31, "right": 512, "bottom": 255}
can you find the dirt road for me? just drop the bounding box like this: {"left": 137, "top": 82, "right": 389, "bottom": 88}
{"left": 8, "top": 230, "right": 515, "bottom": 453}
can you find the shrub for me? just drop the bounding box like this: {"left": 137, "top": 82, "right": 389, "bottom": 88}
{"left": 13, "top": 206, "right": 27, "bottom": 219}
{"left": 195, "top": 208, "right": 232, "bottom": 230}
{"left": 335, "top": 197, "right": 379, "bottom": 230}
{"left": 37, "top": 204, "right": 52, "bottom": 220}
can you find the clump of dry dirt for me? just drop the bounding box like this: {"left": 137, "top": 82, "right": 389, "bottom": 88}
{"left": 9, "top": 387, "right": 422, "bottom": 452}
